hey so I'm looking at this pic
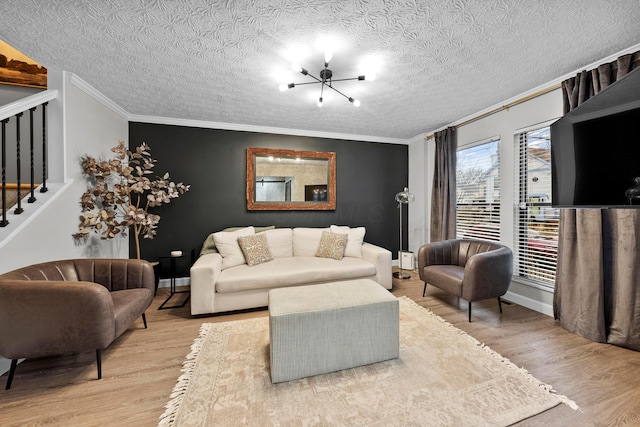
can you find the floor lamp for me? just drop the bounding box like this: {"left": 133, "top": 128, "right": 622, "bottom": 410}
{"left": 393, "top": 187, "right": 414, "bottom": 279}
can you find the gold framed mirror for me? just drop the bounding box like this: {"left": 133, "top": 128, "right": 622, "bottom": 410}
{"left": 246, "top": 147, "right": 336, "bottom": 210}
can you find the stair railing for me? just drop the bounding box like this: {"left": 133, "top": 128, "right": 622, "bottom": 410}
{"left": 0, "top": 90, "right": 57, "bottom": 227}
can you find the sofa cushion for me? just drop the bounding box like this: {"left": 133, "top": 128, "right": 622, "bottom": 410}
{"left": 293, "top": 227, "right": 329, "bottom": 257}
{"left": 216, "top": 257, "right": 377, "bottom": 293}
{"left": 200, "top": 225, "right": 274, "bottom": 256}
{"left": 111, "top": 288, "right": 154, "bottom": 339}
{"left": 238, "top": 233, "right": 273, "bottom": 266}
{"left": 315, "top": 231, "right": 347, "bottom": 260}
{"left": 262, "top": 228, "right": 293, "bottom": 258}
{"left": 423, "top": 265, "right": 464, "bottom": 296}
{"left": 213, "top": 226, "right": 255, "bottom": 270}
{"left": 330, "top": 225, "right": 366, "bottom": 259}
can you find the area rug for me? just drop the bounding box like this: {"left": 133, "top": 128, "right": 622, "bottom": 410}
{"left": 159, "top": 297, "right": 578, "bottom": 427}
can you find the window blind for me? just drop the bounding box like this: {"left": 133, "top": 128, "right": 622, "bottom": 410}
{"left": 514, "top": 127, "right": 559, "bottom": 287}
{"left": 456, "top": 138, "right": 501, "bottom": 242}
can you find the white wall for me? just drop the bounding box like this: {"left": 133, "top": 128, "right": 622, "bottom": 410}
{"left": 407, "top": 134, "right": 429, "bottom": 259}
{"left": 409, "top": 89, "right": 563, "bottom": 316}
{"left": 0, "top": 72, "right": 129, "bottom": 375}
{"left": 0, "top": 84, "right": 42, "bottom": 105}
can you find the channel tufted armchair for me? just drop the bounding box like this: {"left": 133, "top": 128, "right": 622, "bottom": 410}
{"left": 418, "top": 239, "right": 513, "bottom": 322}
{"left": 0, "top": 258, "right": 155, "bottom": 390}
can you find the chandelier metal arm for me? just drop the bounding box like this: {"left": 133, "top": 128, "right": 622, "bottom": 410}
{"left": 291, "top": 81, "right": 325, "bottom": 86}
{"left": 324, "top": 84, "right": 351, "bottom": 102}
{"left": 291, "top": 76, "right": 363, "bottom": 86}
{"left": 329, "top": 76, "right": 365, "bottom": 83}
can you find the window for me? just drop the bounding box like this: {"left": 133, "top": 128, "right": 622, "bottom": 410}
{"left": 456, "top": 138, "right": 500, "bottom": 242}
{"left": 515, "top": 126, "right": 559, "bottom": 288}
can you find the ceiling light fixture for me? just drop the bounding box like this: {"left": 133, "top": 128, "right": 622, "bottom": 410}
{"left": 279, "top": 53, "right": 368, "bottom": 107}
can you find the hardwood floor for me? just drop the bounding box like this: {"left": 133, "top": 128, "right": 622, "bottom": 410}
{"left": 1, "top": 270, "right": 639, "bottom": 426}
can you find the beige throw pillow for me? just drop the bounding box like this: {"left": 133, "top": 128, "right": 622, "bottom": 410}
{"left": 238, "top": 233, "right": 273, "bottom": 266}
{"left": 213, "top": 226, "right": 255, "bottom": 270}
{"left": 315, "top": 231, "right": 347, "bottom": 260}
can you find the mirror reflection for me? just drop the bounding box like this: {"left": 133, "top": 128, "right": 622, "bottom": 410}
{"left": 255, "top": 157, "right": 329, "bottom": 202}
{"left": 246, "top": 148, "right": 336, "bottom": 210}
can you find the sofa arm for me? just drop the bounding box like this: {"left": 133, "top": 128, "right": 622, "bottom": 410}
{"left": 362, "top": 243, "right": 392, "bottom": 289}
{"left": 190, "top": 253, "right": 223, "bottom": 315}
{"left": 0, "top": 281, "right": 116, "bottom": 360}
{"left": 462, "top": 247, "right": 514, "bottom": 302}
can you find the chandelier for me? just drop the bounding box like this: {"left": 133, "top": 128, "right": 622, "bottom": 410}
{"left": 279, "top": 50, "right": 371, "bottom": 107}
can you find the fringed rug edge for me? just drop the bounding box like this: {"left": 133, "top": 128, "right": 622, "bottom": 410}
{"left": 157, "top": 323, "right": 214, "bottom": 427}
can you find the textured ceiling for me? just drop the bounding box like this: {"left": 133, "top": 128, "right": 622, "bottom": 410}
{"left": 1, "top": 0, "right": 639, "bottom": 142}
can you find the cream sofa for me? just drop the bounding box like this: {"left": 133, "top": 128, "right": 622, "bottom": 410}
{"left": 190, "top": 226, "right": 392, "bottom": 315}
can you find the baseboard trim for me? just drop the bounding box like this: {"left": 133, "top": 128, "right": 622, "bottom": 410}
{"left": 503, "top": 291, "right": 554, "bottom": 317}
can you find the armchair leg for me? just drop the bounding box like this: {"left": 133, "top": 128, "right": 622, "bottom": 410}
{"left": 468, "top": 302, "right": 472, "bottom": 322}
{"left": 5, "top": 359, "right": 17, "bottom": 390}
{"left": 498, "top": 297, "right": 503, "bottom": 314}
{"left": 422, "top": 283, "right": 427, "bottom": 297}
{"left": 96, "top": 349, "right": 102, "bottom": 380}
{"left": 142, "top": 312, "right": 148, "bottom": 329}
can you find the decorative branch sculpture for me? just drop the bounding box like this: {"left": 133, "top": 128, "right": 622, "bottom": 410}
{"left": 73, "top": 140, "right": 190, "bottom": 259}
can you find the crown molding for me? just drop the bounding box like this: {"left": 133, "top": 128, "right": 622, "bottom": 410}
{"left": 129, "top": 114, "right": 410, "bottom": 145}
{"left": 69, "top": 73, "right": 130, "bottom": 120}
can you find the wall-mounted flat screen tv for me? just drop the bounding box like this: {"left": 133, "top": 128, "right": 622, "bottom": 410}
{"left": 550, "top": 67, "right": 640, "bottom": 208}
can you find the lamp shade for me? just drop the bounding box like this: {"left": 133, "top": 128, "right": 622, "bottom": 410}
{"left": 395, "top": 187, "right": 415, "bottom": 204}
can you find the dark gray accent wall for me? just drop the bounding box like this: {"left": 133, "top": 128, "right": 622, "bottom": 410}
{"left": 129, "top": 122, "right": 408, "bottom": 277}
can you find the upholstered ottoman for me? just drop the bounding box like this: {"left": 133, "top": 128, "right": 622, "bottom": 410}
{"left": 268, "top": 279, "right": 399, "bottom": 383}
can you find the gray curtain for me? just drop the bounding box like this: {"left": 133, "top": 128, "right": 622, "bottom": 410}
{"left": 430, "top": 127, "right": 456, "bottom": 242}
{"left": 554, "top": 51, "right": 640, "bottom": 351}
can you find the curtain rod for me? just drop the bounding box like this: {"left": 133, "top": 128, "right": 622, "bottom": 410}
{"left": 423, "top": 83, "right": 562, "bottom": 140}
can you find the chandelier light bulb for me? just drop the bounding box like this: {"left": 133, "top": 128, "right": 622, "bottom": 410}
{"left": 324, "top": 50, "right": 333, "bottom": 64}
{"left": 291, "top": 62, "right": 302, "bottom": 73}
{"left": 279, "top": 83, "right": 288, "bottom": 92}
{"left": 349, "top": 97, "right": 361, "bottom": 107}
{"left": 317, "top": 97, "right": 324, "bottom": 107}
{"left": 367, "top": 73, "right": 376, "bottom": 81}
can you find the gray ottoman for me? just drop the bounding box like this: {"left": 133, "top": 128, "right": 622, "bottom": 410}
{"left": 268, "top": 279, "right": 399, "bottom": 383}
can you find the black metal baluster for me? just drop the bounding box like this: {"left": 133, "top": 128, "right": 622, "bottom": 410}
{"left": 14, "top": 112, "right": 24, "bottom": 214}
{"left": 28, "top": 107, "right": 36, "bottom": 203}
{"left": 1, "top": 118, "right": 9, "bottom": 227}
{"left": 40, "top": 102, "right": 48, "bottom": 193}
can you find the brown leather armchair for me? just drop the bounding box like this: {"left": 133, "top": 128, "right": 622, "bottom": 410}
{"left": 417, "top": 239, "right": 513, "bottom": 322}
{"left": 0, "top": 258, "right": 155, "bottom": 389}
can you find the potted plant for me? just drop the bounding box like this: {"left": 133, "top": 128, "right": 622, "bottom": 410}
{"left": 73, "top": 140, "right": 190, "bottom": 259}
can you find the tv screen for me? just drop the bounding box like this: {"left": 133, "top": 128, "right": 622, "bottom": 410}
{"left": 551, "top": 68, "right": 640, "bottom": 208}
